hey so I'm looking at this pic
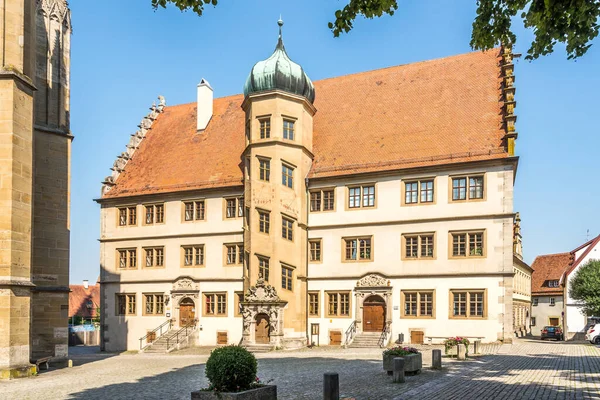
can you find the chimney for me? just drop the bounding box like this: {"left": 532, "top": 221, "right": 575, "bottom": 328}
{"left": 197, "top": 78, "right": 213, "bottom": 131}
{"left": 83, "top": 280, "right": 89, "bottom": 289}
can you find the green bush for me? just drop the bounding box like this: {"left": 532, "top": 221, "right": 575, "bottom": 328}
{"left": 205, "top": 345, "right": 258, "bottom": 392}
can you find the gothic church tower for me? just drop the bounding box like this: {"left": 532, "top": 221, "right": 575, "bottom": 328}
{"left": 0, "top": 0, "right": 71, "bottom": 376}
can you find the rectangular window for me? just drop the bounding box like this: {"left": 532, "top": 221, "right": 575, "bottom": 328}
{"left": 238, "top": 197, "right": 244, "bottom": 217}
{"left": 282, "top": 165, "right": 294, "bottom": 188}
{"left": 403, "top": 234, "right": 435, "bottom": 259}
{"left": 128, "top": 206, "right": 137, "bottom": 225}
{"left": 344, "top": 237, "right": 372, "bottom": 261}
{"left": 144, "top": 294, "right": 164, "bottom": 315}
{"left": 451, "top": 290, "right": 486, "bottom": 318}
{"left": 348, "top": 185, "right": 375, "bottom": 209}
{"left": 226, "top": 198, "right": 236, "bottom": 218}
{"left": 451, "top": 231, "right": 484, "bottom": 257}
{"left": 259, "top": 159, "right": 270, "bottom": 181}
{"left": 182, "top": 245, "right": 204, "bottom": 267}
{"left": 402, "top": 291, "right": 434, "bottom": 318}
{"left": 323, "top": 190, "right": 335, "bottom": 211}
{"left": 118, "top": 207, "right": 138, "bottom": 226}
{"left": 283, "top": 119, "right": 295, "bottom": 140}
{"left": 259, "top": 118, "right": 270, "bottom": 139}
{"left": 259, "top": 211, "right": 270, "bottom": 233}
{"left": 327, "top": 292, "right": 351, "bottom": 317}
{"left": 310, "top": 191, "right": 321, "bottom": 212}
{"left": 452, "top": 175, "right": 484, "bottom": 201}
{"left": 144, "top": 247, "right": 165, "bottom": 268}
{"left": 225, "top": 243, "right": 243, "bottom": 265}
{"left": 282, "top": 217, "right": 293, "bottom": 241}
{"left": 550, "top": 297, "right": 556, "bottom": 306}
{"left": 118, "top": 250, "right": 127, "bottom": 269}
{"left": 119, "top": 208, "right": 127, "bottom": 226}
{"left": 184, "top": 200, "right": 205, "bottom": 221}
{"left": 144, "top": 204, "right": 164, "bottom": 224}
{"left": 404, "top": 179, "right": 434, "bottom": 204}
{"left": 128, "top": 249, "right": 137, "bottom": 268}
{"left": 548, "top": 280, "right": 559, "bottom": 288}
{"left": 531, "top": 317, "right": 536, "bottom": 326}
{"left": 116, "top": 294, "right": 136, "bottom": 316}
{"left": 258, "top": 257, "right": 270, "bottom": 281}
{"left": 309, "top": 292, "right": 319, "bottom": 316}
{"left": 309, "top": 239, "right": 322, "bottom": 262}
{"left": 235, "top": 292, "right": 244, "bottom": 316}
{"left": 281, "top": 265, "right": 293, "bottom": 291}
{"left": 145, "top": 205, "right": 154, "bottom": 224}
{"left": 204, "top": 293, "right": 226, "bottom": 315}
{"left": 532, "top": 298, "right": 538, "bottom": 306}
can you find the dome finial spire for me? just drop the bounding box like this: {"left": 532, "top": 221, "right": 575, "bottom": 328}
{"left": 276, "top": 16, "right": 284, "bottom": 49}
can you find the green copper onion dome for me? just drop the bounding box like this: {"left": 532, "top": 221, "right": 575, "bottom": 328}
{"left": 244, "top": 19, "right": 315, "bottom": 103}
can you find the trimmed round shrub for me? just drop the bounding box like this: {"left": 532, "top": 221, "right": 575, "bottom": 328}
{"left": 205, "top": 345, "right": 258, "bottom": 392}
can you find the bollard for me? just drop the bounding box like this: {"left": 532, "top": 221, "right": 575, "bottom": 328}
{"left": 323, "top": 372, "right": 339, "bottom": 400}
{"left": 393, "top": 357, "right": 405, "bottom": 383}
{"left": 474, "top": 340, "right": 481, "bottom": 355}
{"left": 432, "top": 349, "right": 442, "bottom": 369}
{"left": 68, "top": 359, "right": 73, "bottom": 368}
{"left": 457, "top": 343, "right": 466, "bottom": 360}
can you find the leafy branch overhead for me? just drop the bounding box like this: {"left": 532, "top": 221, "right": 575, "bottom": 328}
{"left": 152, "top": 0, "right": 600, "bottom": 60}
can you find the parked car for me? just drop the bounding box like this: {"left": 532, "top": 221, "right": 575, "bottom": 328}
{"left": 585, "top": 323, "right": 600, "bottom": 344}
{"left": 541, "top": 326, "right": 564, "bottom": 341}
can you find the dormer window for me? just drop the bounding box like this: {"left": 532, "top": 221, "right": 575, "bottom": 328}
{"left": 259, "top": 118, "right": 271, "bottom": 139}
{"left": 283, "top": 119, "right": 295, "bottom": 140}
{"left": 548, "top": 280, "right": 560, "bottom": 288}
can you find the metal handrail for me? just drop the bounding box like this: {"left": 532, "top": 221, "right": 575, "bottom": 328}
{"left": 344, "top": 320, "right": 357, "bottom": 347}
{"left": 165, "top": 319, "right": 198, "bottom": 351}
{"left": 378, "top": 321, "right": 392, "bottom": 348}
{"left": 139, "top": 319, "right": 172, "bottom": 350}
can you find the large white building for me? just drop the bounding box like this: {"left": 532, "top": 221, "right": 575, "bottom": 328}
{"left": 97, "top": 22, "right": 530, "bottom": 352}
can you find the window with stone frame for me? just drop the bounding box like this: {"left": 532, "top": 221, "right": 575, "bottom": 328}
{"left": 309, "top": 239, "right": 322, "bottom": 262}
{"left": 235, "top": 292, "right": 244, "bottom": 316}
{"left": 451, "top": 231, "right": 484, "bottom": 257}
{"left": 532, "top": 298, "right": 538, "bottom": 306}
{"left": 310, "top": 189, "right": 335, "bottom": 212}
{"left": 258, "top": 211, "right": 270, "bottom": 233}
{"left": 283, "top": 119, "right": 295, "bottom": 140}
{"left": 327, "top": 291, "right": 350, "bottom": 317}
{"left": 281, "top": 265, "right": 293, "bottom": 291}
{"left": 259, "top": 158, "right": 270, "bottom": 182}
{"left": 282, "top": 164, "right": 294, "bottom": 188}
{"left": 310, "top": 191, "right": 321, "bottom": 212}
{"left": 348, "top": 185, "right": 375, "bottom": 208}
{"left": 309, "top": 292, "right": 319, "bottom": 316}
{"left": 451, "top": 289, "right": 485, "bottom": 318}
{"left": 144, "top": 247, "right": 164, "bottom": 267}
{"left": 225, "top": 243, "right": 243, "bottom": 265}
{"left": 183, "top": 200, "right": 205, "bottom": 221}
{"left": 116, "top": 294, "right": 136, "bottom": 316}
{"left": 117, "top": 248, "right": 138, "bottom": 269}
{"left": 143, "top": 294, "right": 164, "bottom": 315}
{"left": 225, "top": 197, "right": 243, "bottom": 219}
{"left": 452, "top": 175, "right": 484, "bottom": 201}
{"left": 144, "top": 204, "right": 165, "bottom": 224}
{"left": 205, "top": 293, "right": 227, "bottom": 316}
{"left": 282, "top": 217, "right": 294, "bottom": 241}
{"left": 403, "top": 234, "right": 435, "bottom": 259}
{"left": 118, "top": 206, "right": 138, "bottom": 226}
{"left": 402, "top": 290, "right": 434, "bottom": 318}
{"left": 404, "top": 179, "right": 434, "bottom": 204}
{"left": 259, "top": 118, "right": 271, "bottom": 139}
{"left": 344, "top": 237, "right": 372, "bottom": 261}
{"left": 182, "top": 245, "right": 204, "bottom": 267}
{"left": 550, "top": 297, "right": 556, "bottom": 306}
{"left": 258, "top": 257, "right": 270, "bottom": 281}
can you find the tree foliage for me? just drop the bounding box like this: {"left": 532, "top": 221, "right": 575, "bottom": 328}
{"left": 152, "top": 0, "right": 600, "bottom": 60}
{"left": 569, "top": 259, "right": 600, "bottom": 316}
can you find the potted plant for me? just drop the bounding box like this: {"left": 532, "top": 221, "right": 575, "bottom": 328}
{"left": 382, "top": 346, "right": 422, "bottom": 375}
{"left": 443, "top": 337, "right": 470, "bottom": 357}
{"left": 191, "top": 345, "right": 276, "bottom": 399}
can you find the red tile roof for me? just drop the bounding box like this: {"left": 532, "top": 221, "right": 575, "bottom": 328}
{"left": 531, "top": 253, "right": 572, "bottom": 296}
{"left": 103, "top": 49, "right": 509, "bottom": 199}
{"left": 69, "top": 284, "right": 100, "bottom": 318}
{"left": 563, "top": 234, "right": 600, "bottom": 280}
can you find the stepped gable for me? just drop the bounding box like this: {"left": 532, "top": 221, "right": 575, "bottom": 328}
{"left": 102, "top": 49, "right": 509, "bottom": 199}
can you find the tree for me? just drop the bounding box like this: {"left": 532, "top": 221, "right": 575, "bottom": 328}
{"left": 569, "top": 260, "right": 600, "bottom": 317}
{"left": 151, "top": 0, "right": 600, "bottom": 60}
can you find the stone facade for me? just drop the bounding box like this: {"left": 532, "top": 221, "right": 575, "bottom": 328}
{"left": 0, "top": 0, "right": 71, "bottom": 375}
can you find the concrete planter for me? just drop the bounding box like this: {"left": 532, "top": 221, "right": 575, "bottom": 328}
{"left": 191, "top": 385, "right": 277, "bottom": 400}
{"left": 383, "top": 353, "right": 422, "bottom": 375}
{"left": 446, "top": 345, "right": 457, "bottom": 356}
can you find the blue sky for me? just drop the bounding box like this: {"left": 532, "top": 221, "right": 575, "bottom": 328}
{"left": 69, "top": 0, "right": 600, "bottom": 284}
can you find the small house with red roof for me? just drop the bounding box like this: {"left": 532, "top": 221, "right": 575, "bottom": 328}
{"left": 69, "top": 280, "right": 100, "bottom": 325}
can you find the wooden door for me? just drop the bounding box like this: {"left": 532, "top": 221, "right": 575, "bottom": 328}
{"left": 363, "top": 295, "right": 386, "bottom": 332}
{"left": 411, "top": 330, "right": 424, "bottom": 344}
{"left": 217, "top": 331, "right": 228, "bottom": 345}
{"left": 549, "top": 317, "right": 559, "bottom": 326}
{"left": 255, "top": 314, "right": 270, "bottom": 344}
{"left": 329, "top": 330, "right": 342, "bottom": 345}
{"left": 180, "top": 303, "right": 195, "bottom": 326}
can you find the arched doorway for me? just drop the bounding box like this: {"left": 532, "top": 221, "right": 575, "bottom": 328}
{"left": 179, "top": 297, "right": 195, "bottom": 326}
{"left": 363, "top": 295, "right": 386, "bottom": 332}
{"left": 255, "top": 313, "right": 270, "bottom": 344}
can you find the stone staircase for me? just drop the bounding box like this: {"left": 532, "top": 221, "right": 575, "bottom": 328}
{"left": 348, "top": 332, "right": 381, "bottom": 348}
{"left": 143, "top": 330, "right": 178, "bottom": 353}
{"left": 243, "top": 344, "right": 274, "bottom": 353}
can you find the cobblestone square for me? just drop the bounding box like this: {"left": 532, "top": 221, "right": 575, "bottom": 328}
{"left": 1, "top": 339, "right": 599, "bottom": 399}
